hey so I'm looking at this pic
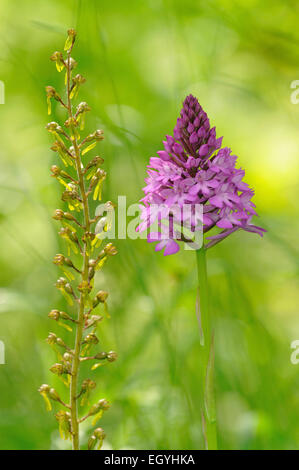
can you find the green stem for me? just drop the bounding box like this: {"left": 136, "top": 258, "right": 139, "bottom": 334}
{"left": 195, "top": 247, "right": 217, "bottom": 450}
{"left": 65, "top": 50, "right": 91, "bottom": 451}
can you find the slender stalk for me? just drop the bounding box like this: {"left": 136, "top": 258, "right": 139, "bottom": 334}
{"left": 195, "top": 247, "right": 217, "bottom": 450}
{"left": 65, "top": 50, "right": 90, "bottom": 451}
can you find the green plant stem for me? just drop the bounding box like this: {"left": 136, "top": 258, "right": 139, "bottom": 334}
{"left": 195, "top": 247, "right": 217, "bottom": 450}
{"left": 65, "top": 51, "right": 91, "bottom": 450}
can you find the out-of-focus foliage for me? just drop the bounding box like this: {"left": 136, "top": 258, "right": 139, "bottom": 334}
{"left": 0, "top": 0, "right": 298, "bottom": 450}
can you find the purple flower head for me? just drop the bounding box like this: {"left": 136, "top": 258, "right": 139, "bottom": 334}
{"left": 138, "top": 95, "right": 266, "bottom": 255}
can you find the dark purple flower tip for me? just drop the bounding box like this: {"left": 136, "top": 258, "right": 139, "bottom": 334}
{"left": 190, "top": 132, "right": 198, "bottom": 144}
{"left": 199, "top": 144, "right": 209, "bottom": 157}
{"left": 157, "top": 150, "right": 171, "bottom": 161}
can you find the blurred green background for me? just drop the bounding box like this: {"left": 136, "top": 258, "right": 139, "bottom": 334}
{"left": 0, "top": 0, "right": 299, "bottom": 450}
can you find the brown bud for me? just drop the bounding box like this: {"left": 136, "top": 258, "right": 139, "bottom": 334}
{"left": 50, "top": 51, "right": 64, "bottom": 64}
{"left": 63, "top": 211, "right": 76, "bottom": 220}
{"left": 78, "top": 280, "right": 92, "bottom": 294}
{"left": 107, "top": 351, "right": 118, "bottom": 363}
{"left": 76, "top": 102, "right": 91, "bottom": 114}
{"left": 82, "top": 379, "right": 96, "bottom": 391}
{"left": 46, "top": 122, "right": 60, "bottom": 132}
{"left": 72, "top": 73, "right": 86, "bottom": 86}
{"left": 64, "top": 283, "right": 73, "bottom": 295}
{"left": 85, "top": 156, "right": 104, "bottom": 172}
{"left": 55, "top": 277, "right": 67, "bottom": 288}
{"left": 53, "top": 209, "right": 64, "bottom": 220}
{"left": 38, "top": 384, "right": 50, "bottom": 394}
{"left": 46, "top": 332, "right": 57, "bottom": 345}
{"left": 49, "top": 388, "right": 60, "bottom": 401}
{"left": 63, "top": 352, "right": 72, "bottom": 363}
{"left": 45, "top": 86, "right": 61, "bottom": 102}
{"left": 104, "top": 243, "right": 118, "bottom": 256}
{"left": 51, "top": 165, "right": 61, "bottom": 177}
{"left": 48, "top": 309, "right": 60, "bottom": 321}
{"left": 83, "top": 333, "right": 99, "bottom": 345}
{"left": 53, "top": 254, "right": 65, "bottom": 266}
{"left": 94, "top": 129, "right": 104, "bottom": 141}
{"left": 98, "top": 399, "right": 110, "bottom": 411}
{"left": 96, "top": 291, "right": 108, "bottom": 303}
{"left": 64, "top": 117, "right": 78, "bottom": 128}
{"left": 88, "top": 403, "right": 101, "bottom": 416}
{"left": 50, "top": 363, "right": 64, "bottom": 375}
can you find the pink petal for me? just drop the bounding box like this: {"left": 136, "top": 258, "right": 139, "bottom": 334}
{"left": 155, "top": 240, "right": 167, "bottom": 252}
{"left": 216, "top": 219, "right": 233, "bottom": 229}
{"left": 163, "top": 240, "right": 180, "bottom": 256}
{"left": 209, "top": 195, "right": 223, "bottom": 208}
{"left": 157, "top": 150, "right": 171, "bottom": 161}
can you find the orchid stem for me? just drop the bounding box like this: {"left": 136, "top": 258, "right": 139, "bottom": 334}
{"left": 195, "top": 246, "right": 217, "bottom": 450}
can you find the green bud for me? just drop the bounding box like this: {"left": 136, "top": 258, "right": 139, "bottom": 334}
{"left": 88, "top": 435, "right": 97, "bottom": 450}
{"left": 64, "top": 29, "right": 77, "bottom": 51}
{"left": 94, "top": 427, "right": 106, "bottom": 440}
{"left": 49, "top": 388, "right": 60, "bottom": 401}
{"left": 94, "top": 351, "right": 107, "bottom": 360}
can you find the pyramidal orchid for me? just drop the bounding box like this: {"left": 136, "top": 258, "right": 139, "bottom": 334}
{"left": 138, "top": 94, "right": 265, "bottom": 449}
{"left": 139, "top": 94, "right": 265, "bottom": 255}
